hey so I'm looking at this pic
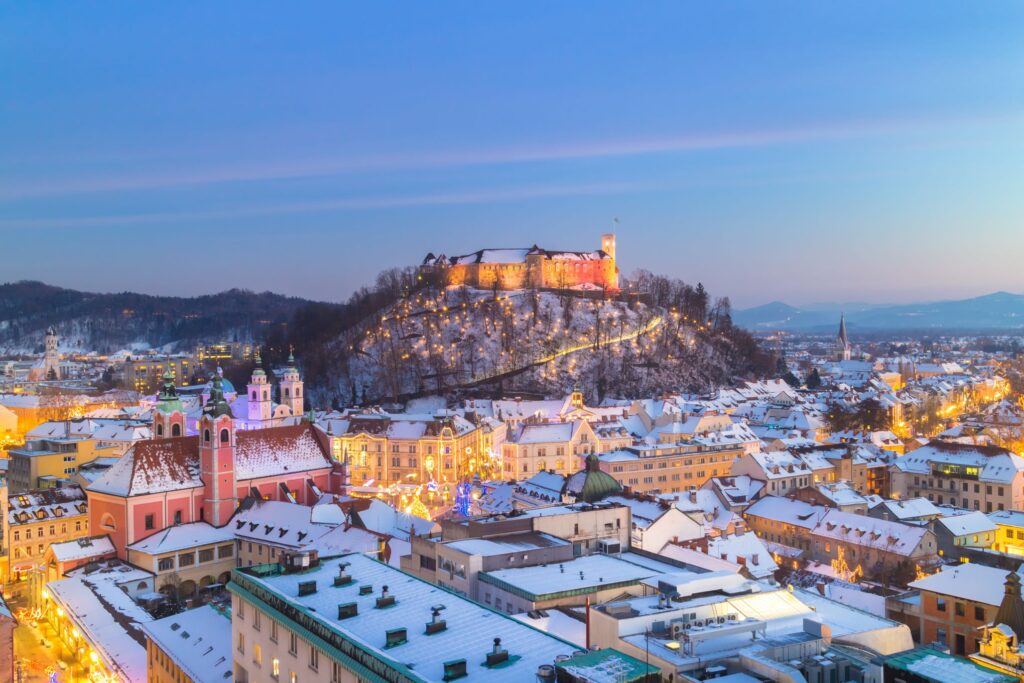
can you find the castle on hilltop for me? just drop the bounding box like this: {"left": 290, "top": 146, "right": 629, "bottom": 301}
{"left": 421, "top": 233, "right": 618, "bottom": 292}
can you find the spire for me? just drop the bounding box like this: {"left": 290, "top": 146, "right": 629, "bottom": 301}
{"left": 994, "top": 572, "right": 1024, "bottom": 639}
{"left": 204, "top": 373, "right": 234, "bottom": 418}
{"left": 837, "top": 314, "right": 850, "bottom": 347}
{"left": 288, "top": 345, "right": 296, "bottom": 367}
{"left": 252, "top": 347, "right": 265, "bottom": 377}
{"left": 156, "top": 368, "right": 182, "bottom": 414}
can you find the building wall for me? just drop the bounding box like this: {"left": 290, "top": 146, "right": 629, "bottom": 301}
{"left": 7, "top": 513, "right": 88, "bottom": 581}
{"left": 918, "top": 588, "right": 993, "bottom": 655}
{"left": 0, "top": 613, "right": 13, "bottom": 683}
{"left": 233, "top": 592, "right": 355, "bottom": 683}
{"left": 502, "top": 422, "right": 598, "bottom": 479}
{"left": 605, "top": 445, "right": 744, "bottom": 495}
{"left": 123, "top": 357, "right": 196, "bottom": 394}
{"left": 332, "top": 426, "right": 485, "bottom": 488}
{"left": 890, "top": 470, "right": 1024, "bottom": 513}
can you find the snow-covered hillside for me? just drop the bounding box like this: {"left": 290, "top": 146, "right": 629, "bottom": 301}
{"left": 333, "top": 285, "right": 755, "bottom": 403}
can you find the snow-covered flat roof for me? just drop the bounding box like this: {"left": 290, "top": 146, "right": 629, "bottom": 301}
{"left": 443, "top": 532, "right": 569, "bottom": 557}
{"left": 230, "top": 553, "right": 582, "bottom": 682}
{"left": 128, "top": 522, "right": 235, "bottom": 555}
{"left": 614, "top": 582, "right": 906, "bottom": 670}
{"left": 479, "top": 553, "right": 684, "bottom": 600}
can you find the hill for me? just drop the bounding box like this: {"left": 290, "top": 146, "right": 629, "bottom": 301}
{"left": 734, "top": 291, "right": 1024, "bottom": 332}
{"left": 0, "top": 281, "right": 339, "bottom": 354}
{"left": 299, "top": 271, "right": 776, "bottom": 405}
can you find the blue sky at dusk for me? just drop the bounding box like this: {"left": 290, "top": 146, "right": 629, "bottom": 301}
{"left": 2, "top": 3, "right": 1023, "bottom": 307}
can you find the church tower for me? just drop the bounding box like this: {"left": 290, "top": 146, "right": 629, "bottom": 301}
{"left": 153, "top": 369, "right": 186, "bottom": 438}
{"left": 279, "top": 349, "right": 304, "bottom": 417}
{"left": 200, "top": 374, "right": 237, "bottom": 526}
{"left": 246, "top": 348, "right": 272, "bottom": 424}
{"left": 836, "top": 314, "right": 852, "bottom": 362}
{"left": 43, "top": 326, "right": 60, "bottom": 379}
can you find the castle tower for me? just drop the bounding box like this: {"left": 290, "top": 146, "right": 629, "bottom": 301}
{"left": 601, "top": 233, "right": 616, "bottom": 261}
{"left": 601, "top": 233, "right": 619, "bottom": 290}
{"left": 836, "top": 314, "right": 852, "bottom": 362}
{"left": 246, "top": 348, "right": 272, "bottom": 424}
{"left": 279, "top": 349, "right": 304, "bottom": 417}
{"left": 43, "top": 326, "right": 60, "bottom": 379}
{"left": 200, "top": 374, "right": 237, "bottom": 526}
{"left": 153, "top": 369, "right": 186, "bottom": 438}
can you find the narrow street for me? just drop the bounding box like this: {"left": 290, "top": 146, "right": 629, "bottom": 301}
{"left": 6, "top": 590, "right": 82, "bottom": 683}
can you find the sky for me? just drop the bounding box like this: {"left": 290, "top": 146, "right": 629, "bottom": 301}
{"left": 2, "top": 3, "right": 1023, "bottom": 308}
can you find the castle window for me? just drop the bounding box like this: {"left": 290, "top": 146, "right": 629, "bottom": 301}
{"left": 220, "top": 429, "right": 230, "bottom": 443}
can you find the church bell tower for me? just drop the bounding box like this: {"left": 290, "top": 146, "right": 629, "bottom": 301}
{"left": 246, "top": 348, "right": 272, "bottom": 424}
{"left": 200, "top": 374, "right": 237, "bottom": 527}
{"left": 279, "top": 349, "right": 304, "bottom": 417}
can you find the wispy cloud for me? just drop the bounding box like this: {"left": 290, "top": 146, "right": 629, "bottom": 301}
{"left": 2, "top": 110, "right": 1017, "bottom": 201}
{"left": 0, "top": 179, "right": 663, "bottom": 230}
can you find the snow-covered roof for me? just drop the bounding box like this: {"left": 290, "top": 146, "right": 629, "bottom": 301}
{"left": 141, "top": 605, "right": 232, "bottom": 683}
{"left": 444, "top": 532, "right": 569, "bottom": 557}
{"left": 479, "top": 553, "right": 685, "bottom": 600}
{"left": 910, "top": 564, "right": 1018, "bottom": 606}
{"left": 893, "top": 442, "right": 1024, "bottom": 484}
{"left": 87, "top": 422, "right": 332, "bottom": 497}
{"left": 935, "top": 511, "right": 997, "bottom": 537}
{"left": 8, "top": 486, "right": 88, "bottom": 526}
{"left": 705, "top": 532, "right": 778, "bottom": 579}
{"left": 49, "top": 536, "right": 117, "bottom": 564}
{"left": 744, "top": 496, "right": 824, "bottom": 529}
{"left": 873, "top": 497, "right": 943, "bottom": 521}
{"left": 231, "top": 553, "right": 582, "bottom": 682}
{"left": 128, "top": 522, "right": 234, "bottom": 555}
{"left": 48, "top": 562, "right": 155, "bottom": 683}
{"left": 509, "top": 421, "right": 580, "bottom": 445}
{"left": 352, "top": 498, "right": 438, "bottom": 541}
{"left": 813, "top": 510, "right": 929, "bottom": 556}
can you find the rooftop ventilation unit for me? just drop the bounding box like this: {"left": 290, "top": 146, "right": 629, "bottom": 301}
{"left": 280, "top": 549, "right": 319, "bottom": 573}
{"left": 337, "top": 602, "right": 358, "bottom": 620}
{"left": 334, "top": 562, "right": 353, "bottom": 587}
{"left": 443, "top": 659, "right": 467, "bottom": 681}
{"left": 426, "top": 604, "right": 447, "bottom": 635}
{"left": 297, "top": 580, "right": 317, "bottom": 597}
{"left": 359, "top": 584, "right": 373, "bottom": 596}
{"left": 376, "top": 585, "right": 396, "bottom": 609}
{"left": 486, "top": 637, "right": 509, "bottom": 667}
{"left": 384, "top": 627, "right": 407, "bottom": 648}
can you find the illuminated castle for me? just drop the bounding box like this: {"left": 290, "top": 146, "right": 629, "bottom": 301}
{"left": 422, "top": 233, "right": 618, "bottom": 291}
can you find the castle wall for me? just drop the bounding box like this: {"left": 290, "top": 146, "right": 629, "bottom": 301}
{"left": 441, "top": 255, "right": 616, "bottom": 291}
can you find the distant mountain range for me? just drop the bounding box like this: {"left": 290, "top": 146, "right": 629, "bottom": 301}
{"left": 733, "top": 292, "right": 1024, "bottom": 332}
{"left": 0, "top": 280, "right": 339, "bottom": 354}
